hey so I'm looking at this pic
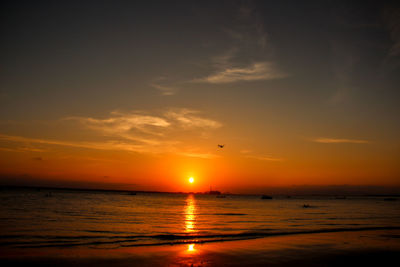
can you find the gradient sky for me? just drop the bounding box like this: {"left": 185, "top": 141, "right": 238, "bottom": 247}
{"left": 0, "top": 0, "right": 399, "bottom": 193}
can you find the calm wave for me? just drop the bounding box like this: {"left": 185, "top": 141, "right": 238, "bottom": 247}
{"left": 1, "top": 188, "right": 399, "bottom": 248}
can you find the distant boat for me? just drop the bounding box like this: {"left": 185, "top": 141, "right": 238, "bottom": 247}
{"left": 261, "top": 195, "right": 272, "bottom": 199}
{"left": 303, "top": 204, "right": 310, "bottom": 208}
{"left": 208, "top": 186, "right": 221, "bottom": 195}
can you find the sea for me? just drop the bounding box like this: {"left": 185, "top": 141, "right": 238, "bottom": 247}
{"left": 0, "top": 187, "right": 399, "bottom": 249}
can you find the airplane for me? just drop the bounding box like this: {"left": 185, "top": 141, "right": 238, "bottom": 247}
{"left": 218, "top": 144, "right": 224, "bottom": 148}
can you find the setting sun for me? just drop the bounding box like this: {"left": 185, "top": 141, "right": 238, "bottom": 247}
{"left": 189, "top": 177, "right": 194, "bottom": 184}
{"left": 187, "top": 244, "right": 195, "bottom": 252}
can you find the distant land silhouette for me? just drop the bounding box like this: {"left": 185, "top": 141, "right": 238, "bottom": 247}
{"left": 1, "top": 174, "right": 400, "bottom": 196}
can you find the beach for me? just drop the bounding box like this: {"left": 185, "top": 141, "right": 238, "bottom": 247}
{"left": 2, "top": 229, "right": 400, "bottom": 266}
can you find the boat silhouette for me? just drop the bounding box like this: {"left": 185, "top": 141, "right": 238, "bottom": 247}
{"left": 261, "top": 195, "right": 272, "bottom": 199}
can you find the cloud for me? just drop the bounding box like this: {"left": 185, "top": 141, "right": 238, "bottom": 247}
{"left": 151, "top": 83, "right": 178, "bottom": 96}
{"left": 195, "top": 62, "right": 287, "bottom": 84}
{"left": 210, "top": 47, "right": 238, "bottom": 69}
{"left": 150, "top": 76, "right": 185, "bottom": 96}
{"left": 328, "top": 38, "right": 358, "bottom": 105}
{"left": 66, "top": 111, "right": 170, "bottom": 144}
{"left": 240, "top": 149, "right": 283, "bottom": 162}
{"left": 69, "top": 109, "right": 221, "bottom": 135}
{"left": 0, "top": 147, "right": 20, "bottom": 152}
{"left": 0, "top": 146, "right": 46, "bottom": 153}
{"left": 383, "top": 5, "right": 400, "bottom": 56}
{"left": 178, "top": 152, "right": 218, "bottom": 159}
{"left": 0, "top": 133, "right": 167, "bottom": 154}
{"left": 71, "top": 111, "right": 170, "bottom": 129}
{"left": 246, "top": 155, "right": 284, "bottom": 161}
{"left": 165, "top": 109, "right": 222, "bottom": 129}
{"left": 0, "top": 133, "right": 217, "bottom": 158}
{"left": 150, "top": 2, "right": 287, "bottom": 92}
{"left": 313, "top": 138, "right": 370, "bottom": 144}
{"left": 229, "top": 3, "right": 268, "bottom": 49}
{"left": 192, "top": 2, "right": 286, "bottom": 85}
{"left": 0, "top": 108, "right": 222, "bottom": 158}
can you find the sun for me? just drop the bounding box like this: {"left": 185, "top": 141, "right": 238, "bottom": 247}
{"left": 188, "top": 177, "right": 194, "bottom": 184}
{"left": 188, "top": 244, "right": 195, "bottom": 252}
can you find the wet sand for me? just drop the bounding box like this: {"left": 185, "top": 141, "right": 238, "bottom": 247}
{"left": 1, "top": 229, "right": 400, "bottom": 266}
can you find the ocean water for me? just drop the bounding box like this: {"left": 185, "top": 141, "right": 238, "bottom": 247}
{"left": 0, "top": 188, "right": 399, "bottom": 249}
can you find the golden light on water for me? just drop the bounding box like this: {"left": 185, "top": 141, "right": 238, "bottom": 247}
{"left": 187, "top": 244, "right": 195, "bottom": 252}
{"left": 184, "top": 194, "right": 196, "bottom": 233}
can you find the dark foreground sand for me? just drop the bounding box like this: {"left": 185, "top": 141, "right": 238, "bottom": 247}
{"left": 2, "top": 229, "right": 400, "bottom": 267}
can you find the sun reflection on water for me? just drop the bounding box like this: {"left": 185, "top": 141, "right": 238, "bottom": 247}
{"left": 187, "top": 243, "right": 195, "bottom": 252}
{"left": 185, "top": 194, "right": 196, "bottom": 233}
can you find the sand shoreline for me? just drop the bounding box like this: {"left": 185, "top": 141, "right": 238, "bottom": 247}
{"left": 2, "top": 229, "right": 400, "bottom": 266}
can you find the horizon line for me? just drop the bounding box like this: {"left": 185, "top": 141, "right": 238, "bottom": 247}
{"left": 2, "top": 184, "right": 400, "bottom": 197}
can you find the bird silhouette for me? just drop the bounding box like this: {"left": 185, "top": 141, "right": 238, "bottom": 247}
{"left": 218, "top": 144, "right": 224, "bottom": 148}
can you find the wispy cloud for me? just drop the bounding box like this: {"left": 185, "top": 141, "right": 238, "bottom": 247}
{"left": 246, "top": 155, "right": 284, "bottom": 161}
{"left": 240, "top": 150, "right": 283, "bottom": 161}
{"left": 0, "top": 133, "right": 218, "bottom": 159}
{"left": 69, "top": 111, "right": 170, "bottom": 129}
{"left": 195, "top": 62, "right": 287, "bottom": 84}
{"left": 313, "top": 138, "right": 370, "bottom": 144}
{"left": 229, "top": 3, "right": 268, "bottom": 49}
{"left": 0, "top": 133, "right": 171, "bottom": 154}
{"left": 150, "top": 76, "right": 181, "bottom": 96}
{"left": 150, "top": 75, "right": 187, "bottom": 96}
{"left": 383, "top": 5, "right": 400, "bottom": 57}
{"left": 210, "top": 47, "right": 238, "bottom": 69}
{"left": 0, "top": 145, "right": 46, "bottom": 153}
{"left": 66, "top": 111, "right": 170, "bottom": 145}
{"left": 0, "top": 108, "right": 221, "bottom": 158}
{"left": 166, "top": 109, "right": 222, "bottom": 129}
{"left": 0, "top": 147, "right": 21, "bottom": 153}
{"left": 151, "top": 83, "right": 178, "bottom": 96}
{"left": 328, "top": 38, "right": 357, "bottom": 105}
{"left": 193, "top": 3, "right": 287, "bottom": 84}
{"left": 178, "top": 152, "right": 218, "bottom": 159}
{"left": 151, "top": 2, "right": 287, "bottom": 93}
{"left": 69, "top": 109, "right": 221, "bottom": 135}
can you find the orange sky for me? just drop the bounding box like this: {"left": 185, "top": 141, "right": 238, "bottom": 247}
{"left": 0, "top": 1, "right": 399, "bottom": 193}
{"left": 0, "top": 127, "right": 399, "bottom": 193}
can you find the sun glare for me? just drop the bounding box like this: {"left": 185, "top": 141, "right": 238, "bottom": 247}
{"left": 189, "top": 177, "right": 194, "bottom": 184}
{"left": 188, "top": 244, "right": 195, "bottom": 252}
